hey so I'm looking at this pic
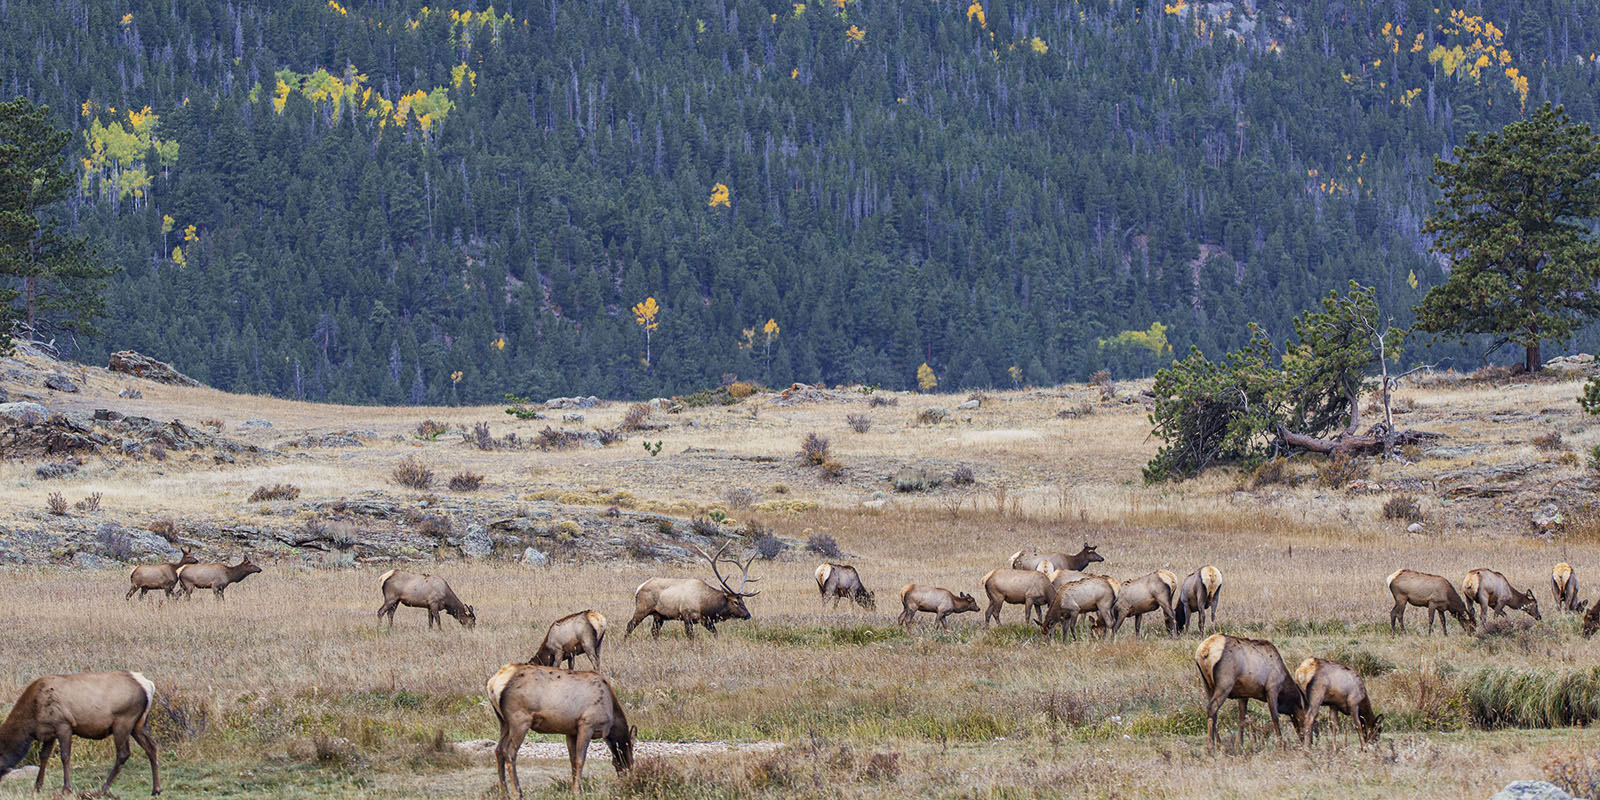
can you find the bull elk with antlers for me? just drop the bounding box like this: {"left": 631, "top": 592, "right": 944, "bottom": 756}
{"left": 624, "top": 542, "right": 759, "bottom": 639}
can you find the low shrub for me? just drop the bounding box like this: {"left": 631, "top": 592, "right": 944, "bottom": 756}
{"left": 727, "top": 381, "right": 758, "bottom": 399}
{"left": 414, "top": 419, "right": 451, "bottom": 440}
{"left": 448, "top": 471, "right": 483, "bottom": 491}
{"left": 1533, "top": 431, "right": 1565, "bottom": 451}
{"left": 950, "top": 464, "right": 975, "bottom": 485}
{"left": 593, "top": 427, "right": 624, "bottom": 445}
{"left": 917, "top": 407, "right": 949, "bottom": 425}
{"left": 392, "top": 457, "right": 435, "bottom": 490}
{"left": 891, "top": 468, "right": 942, "bottom": 493}
{"left": 1315, "top": 454, "right": 1368, "bottom": 488}
{"left": 806, "top": 533, "right": 841, "bottom": 558}
{"left": 725, "top": 487, "right": 756, "bottom": 509}
{"left": 622, "top": 403, "right": 652, "bottom": 431}
{"left": 1247, "top": 457, "right": 1289, "bottom": 489}
{"left": 1546, "top": 750, "right": 1600, "bottom": 800}
{"left": 691, "top": 516, "right": 721, "bottom": 538}
{"left": 148, "top": 517, "right": 180, "bottom": 540}
{"left": 535, "top": 426, "right": 581, "bottom": 451}
{"left": 74, "top": 492, "right": 103, "bottom": 512}
{"left": 248, "top": 484, "right": 301, "bottom": 502}
{"left": 846, "top": 413, "right": 872, "bottom": 433}
{"left": 798, "top": 432, "right": 831, "bottom": 465}
{"left": 867, "top": 395, "right": 898, "bottom": 408}
{"left": 1382, "top": 494, "right": 1424, "bottom": 523}
{"left": 200, "top": 417, "right": 225, "bottom": 431}
{"left": 35, "top": 461, "right": 78, "bottom": 479}
{"left": 46, "top": 492, "right": 68, "bottom": 516}
{"left": 96, "top": 523, "right": 135, "bottom": 560}
{"left": 754, "top": 533, "right": 786, "bottom": 560}
{"left": 415, "top": 515, "right": 453, "bottom": 539}
{"left": 471, "top": 421, "right": 495, "bottom": 450}
{"left": 820, "top": 460, "right": 845, "bottom": 480}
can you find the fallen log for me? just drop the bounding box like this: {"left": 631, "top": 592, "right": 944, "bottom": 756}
{"left": 1278, "top": 422, "right": 1442, "bottom": 457}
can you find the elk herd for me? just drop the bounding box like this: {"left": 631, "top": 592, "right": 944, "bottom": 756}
{"left": 4, "top": 542, "right": 1600, "bottom": 796}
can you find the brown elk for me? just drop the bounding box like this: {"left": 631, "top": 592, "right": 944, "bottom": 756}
{"left": 1462, "top": 568, "right": 1541, "bottom": 623}
{"left": 1551, "top": 563, "right": 1586, "bottom": 613}
{"left": 1386, "top": 569, "right": 1474, "bottom": 635}
{"left": 1584, "top": 601, "right": 1600, "bottom": 638}
{"left": 814, "top": 563, "right": 875, "bottom": 610}
{"left": 1293, "top": 658, "right": 1382, "bottom": 747}
{"left": 125, "top": 548, "right": 198, "bottom": 600}
{"left": 530, "top": 610, "right": 607, "bottom": 669}
{"left": 175, "top": 552, "right": 262, "bottom": 600}
{"left": 1109, "top": 570, "right": 1178, "bottom": 636}
{"left": 980, "top": 568, "right": 1052, "bottom": 626}
{"left": 377, "top": 569, "right": 477, "bottom": 629}
{"left": 1175, "top": 565, "right": 1223, "bottom": 634}
{"left": 1195, "top": 633, "right": 1304, "bottom": 749}
{"left": 0, "top": 670, "right": 159, "bottom": 796}
{"left": 1039, "top": 571, "right": 1118, "bottom": 642}
{"left": 624, "top": 542, "right": 759, "bottom": 639}
{"left": 488, "top": 663, "right": 634, "bottom": 796}
{"left": 897, "top": 584, "right": 981, "bottom": 629}
{"left": 1009, "top": 542, "right": 1105, "bottom": 573}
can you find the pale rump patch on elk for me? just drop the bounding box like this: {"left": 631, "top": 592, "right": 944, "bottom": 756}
{"left": 175, "top": 552, "right": 262, "bottom": 600}
{"left": 377, "top": 569, "right": 477, "bottom": 629}
{"left": 488, "top": 663, "right": 634, "bottom": 796}
{"left": 126, "top": 548, "right": 198, "bottom": 600}
{"left": 530, "top": 610, "right": 608, "bottom": 669}
{"left": 1293, "top": 657, "right": 1382, "bottom": 748}
{"left": 1194, "top": 634, "right": 1304, "bottom": 749}
{"left": 814, "top": 563, "right": 875, "bottom": 610}
{"left": 1387, "top": 569, "right": 1474, "bottom": 635}
{"left": 1552, "top": 563, "right": 1585, "bottom": 614}
{"left": 624, "top": 541, "right": 759, "bottom": 639}
{"left": 1110, "top": 569, "right": 1178, "bottom": 636}
{"left": 1462, "top": 568, "right": 1540, "bottom": 624}
{"left": 897, "top": 583, "right": 980, "bottom": 629}
{"left": 0, "top": 670, "right": 161, "bottom": 796}
{"left": 1175, "top": 565, "right": 1223, "bottom": 634}
{"left": 981, "top": 568, "right": 1052, "bottom": 626}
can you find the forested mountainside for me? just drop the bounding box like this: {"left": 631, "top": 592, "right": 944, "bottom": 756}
{"left": 3, "top": 0, "right": 1599, "bottom": 403}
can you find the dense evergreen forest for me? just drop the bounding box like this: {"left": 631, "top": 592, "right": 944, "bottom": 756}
{"left": 3, "top": 0, "right": 1599, "bottom": 403}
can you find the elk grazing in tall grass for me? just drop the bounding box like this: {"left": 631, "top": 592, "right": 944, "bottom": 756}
{"left": 1462, "top": 568, "right": 1541, "bottom": 623}
{"left": 814, "top": 563, "right": 875, "bottom": 610}
{"left": 125, "top": 548, "right": 198, "bottom": 600}
{"left": 980, "top": 568, "right": 1052, "bottom": 626}
{"left": 529, "top": 610, "right": 607, "bottom": 670}
{"left": 488, "top": 663, "right": 634, "bottom": 796}
{"left": 0, "top": 671, "right": 159, "bottom": 796}
{"left": 1109, "top": 570, "right": 1178, "bottom": 636}
{"left": 1584, "top": 601, "right": 1600, "bottom": 638}
{"left": 897, "top": 584, "right": 981, "bottom": 629}
{"left": 1293, "top": 658, "right": 1382, "bottom": 747}
{"left": 1039, "top": 571, "right": 1118, "bottom": 642}
{"left": 1175, "top": 565, "right": 1223, "bottom": 634}
{"left": 377, "top": 569, "right": 477, "bottom": 629}
{"left": 175, "top": 552, "right": 262, "bottom": 600}
{"left": 1387, "top": 569, "right": 1474, "bottom": 635}
{"left": 1551, "top": 563, "right": 1586, "bottom": 613}
{"left": 624, "top": 542, "right": 759, "bottom": 639}
{"left": 1009, "top": 542, "right": 1104, "bottom": 573}
{"left": 1195, "top": 634, "right": 1304, "bottom": 749}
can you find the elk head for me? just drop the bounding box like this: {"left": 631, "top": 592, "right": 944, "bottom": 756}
{"left": 177, "top": 547, "right": 199, "bottom": 567}
{"left": 700, "top": 541, "right": 760, "bottom": 618}
{"left": 854, "top": 587, "right": 876, "bottom": 611}
{"left": 454, "top": 604, "right": 478, "bottom": 629}
{"left": 1362, "top": 713, "right": 1385, "bottom": 745}
{"left": 237, "top": 552, "right": 263, "bottom": 577}
{"left": 1077, "top": 542, "right": 1104, "bottom": 565}
{"left": 1513, "top": 589, "right": 1541, "bottom": 621}
{"left": 953, "top": 592, "right": 980, "bottom": 612}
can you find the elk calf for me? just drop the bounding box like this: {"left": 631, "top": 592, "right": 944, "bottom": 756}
{"left": 624, "top": 542, "right": 759, "bottom": 639}
{"left": 1462, "top": 568, "right": 1541, "bottom": 623}
{"left": 530, "top": 611, "right": 607, "bottom": 670}
{"left": 1293, "top": 658, "right": 1382, "bottom": 747}
{"left": 897, "top": 584, "right": 980, "bottom": 629}
{"left": 1009, "top": 542, "right": 1105, "bottom": 573}
{"left": 126, "top": 548, "right": 198, "bottom": 600}
{"left": 377, "top": 569, "right": 477, "bottom": 629}
{"left": 1040, "top": 572, "right": 1118, "bottom": 642}
{"left": 980, "top": 568, "right": 1052, "bottom": 626}
{"left": 1386, "top": 569, "right": 1474, "bottom": 635}
{"left": 1195, "top": 634, "right": 1304, "bottom": 749}
{"left": 176, "top": 552, "right": 262, "bottom": 600}
{"left": 1175, "top": 565, "right": 1223, "bottom": 634}
{"left": 1110, "top": 570, "right": 1178, "bottom": 636}
{"left": 0, "top": 671, "right": 159, "bottom": 796}
{"left": 488, "top": 663, "right": 634, "bottom": 796}
{"left": 815, "top": 563, "right": 875, "bottom": 610}
{"left": 1552, "top": 563, "right": 1586, "bottom": 614}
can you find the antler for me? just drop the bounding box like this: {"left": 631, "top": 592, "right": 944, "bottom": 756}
{"left": 690, "top": 540, "right": 761, "bottom": 597}
{"left": 729, "top": 549, "right": 760, "bottom": 597}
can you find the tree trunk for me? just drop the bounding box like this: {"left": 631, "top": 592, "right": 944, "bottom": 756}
{"left": 1526, "top": 341, "right": 1541, "bottom": 373}
{"left": 23, "top": 275, "right": 35, "bottom": 332}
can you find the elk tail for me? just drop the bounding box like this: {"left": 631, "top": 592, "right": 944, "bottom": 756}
{"left": 815, "top": 564, "right": 832, "bottom": 592}
{"left": 486, "top": 664, "right": 519, "bottom": 724}
{"left": 587, "top": 610, "right": 609, "bottom": 643}
{"left": 129, "top": 671, "right": 156, "bottom": 730}
{"left": 1008, "top": 550, "right": 1024, "bottom": 568}
{"left": 378, "top": 568, "right": 398, "bottom": 590}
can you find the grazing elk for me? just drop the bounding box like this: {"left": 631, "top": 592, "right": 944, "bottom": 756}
{"left": 1175, "top": 565, "right": 1224, "bottom": 634}
{"left": 176, "top": 552, "right": 262, "bottom": 600}
{"left": 624, "top": 542, "right": 759, "bottom": 639}
{"left": 980, "top": 568, "right": 1053, "bottom": 626}
{"left": 1462, "top": 568, "right": 1541, "bottom": 623}
{"left": 897, "top": 584, "right": 981, "bottom": 629}
{"left": 1195, "top": 634, "right": 1304, "bottom": 749}
{"left": 0, "top": 670, "right": 160, "bottom": 796}
{"left": 1387, "top": 569, "right": 1474, "bottom": 635}
{"left": 530, "top": 610, "right": 607, "bottom": 670}
{"left": 1109, "top": 570, "right": 1178, "bottom": 636}
{"left": 1039, "top": 571, "right": 1118, "bottom": 642}
{"left": 488, "top": 663, "right": 634, "bottom": 796}
{"left": 1584, "top": 601, "right": 1600, "bottom": 638}
{"left": 1009, "top": 542, "right": 1105, "bottom": 573}
{"left": 1552, "top": 563, "right": 1586, "bottom": 613}
{"left": 1293, "top": 658, "right": 1382, "bottom": 748}
{"left": 814, "top": 563, "right": 876, "bottom": 610}
{"left": 377, "top": 569, "right": 477, "bottom": 629}
{"left": 125, "top": 548, "right": 198, "bottom": 600}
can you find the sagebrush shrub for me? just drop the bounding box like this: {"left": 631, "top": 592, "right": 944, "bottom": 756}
{"left": 392, "top": 457, "right": 435, "bottom": 489}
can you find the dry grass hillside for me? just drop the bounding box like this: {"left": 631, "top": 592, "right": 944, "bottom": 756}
{"left": 3, "top": 347, "right": 1600, "bottom": 798}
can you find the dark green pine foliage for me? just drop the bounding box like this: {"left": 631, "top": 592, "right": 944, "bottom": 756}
{"left": 0, "top": 0, "right": 1596, "bottom": 402}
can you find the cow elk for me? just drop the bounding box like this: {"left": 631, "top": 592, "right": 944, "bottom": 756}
{"left": 126, "top": 548, "right": 199, "bottom": 600}
{"left": 1110, "top": 570, "right": 1178, "bottom": 636}
{"left": 897, "top": 584, "right": 980, "bottom": 629}
{"left": 488, "top": 663, "right": 634, "bottom": 796}
{"left": 1552, "top": 563, "right": 1586, "bottom": 613}
{"left": 624, "top": 541, "right": 759, "bottom": 639}
{"left": 0, "top": 670, "right": 159, "bottom": 796}
{"left": 1462, "top": 568, "right": 1541, "bottom": 624}
{"left": 1386, "top": 569, "right": 1474, "bottom": 635}
{"left": 377, "top": 569, "right": 477, "bottom": 629}
{"left": 1040, "top": 571, "right": 1118, "bottom": 642}
{"left": 1584, "top": 601, "right": 1600, "bottom": 639}
{"left": 1294, "top": 658, "right": 1382, "bottom": 747}
{"left": 1195, "top": 634, "right": 1304, "bottom": 749}
{"left": 1175, "top": 565, "right": 1223, "bottom": 634}
{"left": 530, "top": 610, "right": 607, "bottom": 670}
{"left": 815, "top": 563, "right": 875, "bottom": 610}
{"left": 176, "top": 552, "right": 262, "bottom": 600}
{"left": 1009, "top": 542, "right": 1104, "bottom": 573}
{"left": 980, "top": 568, "right": 1052, "bottom": 626}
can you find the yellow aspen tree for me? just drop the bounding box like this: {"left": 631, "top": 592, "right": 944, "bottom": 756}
{"left": 917, "top": 363, "right": 938, "bottom": 392}
{"left": 708, "top": 183, "right": 731, "bottom": 208}
{"left": 632, "top": 297, "right": 660, "bottom": 366}
{"left": 762, "top": 318, "right": 780, "bottom": 370}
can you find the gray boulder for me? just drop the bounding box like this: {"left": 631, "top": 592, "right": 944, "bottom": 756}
{"left": 457, "top": 526, "right": 492, "bottom": 558}
{"left": 73, "top": 551, "right": 112, "bottom": 569}
{"left": 0, "top": 401, "right": 47, "bottom": 425}
{"left": 1490, "top": 781, "right": 1576, "bottom": 800}
{"left": 521, "top": 547, "right": 548, "bottom": 566}
{"left": 240, "top": 418, "right": 274, "bottom": 430}
{"left": 0, "top": 765, "right": 39, "bottom": 785}
{"left": 44, "top": 373, "right": 79, "bottom": 393}
{"left": 118, "top": 387, "right": 144, "bottom": 399}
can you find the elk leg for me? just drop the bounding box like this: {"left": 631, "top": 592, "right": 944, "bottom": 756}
{"left": 215, "top": 584, "right": 226, "bottom": 600}
{"left": 378, "top": 601, "right": 400, "bottom": 628}
{"left": 1236, "top": 698, "right": 1248, "bottom": 749}
{"left": 100, "top": 725, "right": 133, "bottom": 793}
{"left": 570, "top": 728, "right": 593, "bottom": 794}
{"left": 57, "top": 728, "right": 74, "bottom": 795}
{"left": 650, "top": 617, "right": 664, "bottom": 638}
{"left": 126, "top": 585, "right": 138, "bottom": 601}
{"left": 501, "top": 724, "right": 528, "bottom": 800}
{"left": 1134, "top": 613, "right": 1142, "bottom": 636}
{"left": 682, "top": 620, "right": 695, "bottom": 640}
{"left": 1203, "top": 670, "right": 1235, "bottom": 749}
{"left": 1302, "top": 682, "right": 1328, "bottom": 748}
{"left": 1265, "top": 682, "right": 1287, "bottom": 747}
{"left": 1390, "top": 598, "right": 1404, "bottom": 633}
{"left": 34, "top": 738, "right": 52, "bottom": 792}
{"left": 984, "top": 598, "right": 1000, "bottom": 627}
{"left": 1209, "top": 586, "right": 1222, "bottom": 627}
{"left": 703, "top": 620, "right": 719, "bottom": 637}
{"left": 1157, "top": 594, "right": 1176, "bottom": 636}
{"left": 132, "top": 720, "right": 160, "bottom": 796}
